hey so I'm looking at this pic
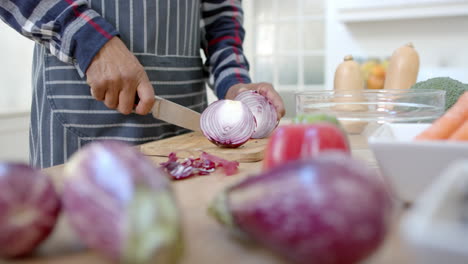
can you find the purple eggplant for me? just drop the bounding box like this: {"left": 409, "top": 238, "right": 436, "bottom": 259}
{"left": 0, "top": 163, "right": 61, "bottom": 258}
{"left": 62, "top": 141, "right": 182, "bottom": 264}
{"left": 209, "top": 152, "right": 393, "bottom": 264}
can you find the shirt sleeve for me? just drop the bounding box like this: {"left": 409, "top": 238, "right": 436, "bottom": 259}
{"left": 0, "top": 0, "right": 119, "bottom": 77}
{"left": 201, "top": 0, "right": 252, "bottom": 99}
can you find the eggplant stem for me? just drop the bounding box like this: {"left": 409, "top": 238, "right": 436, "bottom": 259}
{"left": 208, "top": 191, "right": 234, "bottom": 228}
{"left": 209, "top": 191, "right": 255, "bottom": 244}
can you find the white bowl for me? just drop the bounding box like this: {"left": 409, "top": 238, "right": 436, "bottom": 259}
{"left": 368, "top": 123, "right": 468, "bottom": 202}
{"left": 402, "top": 160, "right": 468, "bottom": 264}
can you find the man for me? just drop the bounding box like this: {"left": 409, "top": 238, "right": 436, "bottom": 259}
{"left": 0, "top": 0, "right": 285, "bottom": 168}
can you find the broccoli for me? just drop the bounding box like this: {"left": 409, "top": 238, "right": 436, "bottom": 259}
{"left": 293, "top": 113, "right": 341, "bottom": 126}
{"left": 411, "top": 77, "right": 468, "bottom": 111}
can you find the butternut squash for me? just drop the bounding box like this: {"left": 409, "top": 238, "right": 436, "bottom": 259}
{"left": 384, "top": 43, "right": 420, "bottom": 90}
{"left": 332, "top": 55, "right": 368, "bottom": 134}
{"left": 334, "top": 55, "right": 364, "bottom": 91}
{"left": 333, "top": 55, "right": 366, "bottom": 110}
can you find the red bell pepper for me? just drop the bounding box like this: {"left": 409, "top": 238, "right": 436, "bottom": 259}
{"left": 263, "top": 123, "right": 350, "bottom": 169}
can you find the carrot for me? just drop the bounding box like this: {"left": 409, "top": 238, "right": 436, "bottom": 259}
{"left": 416, "top": 91, "right": 468, "bottom": 140}
{"left": 448, "top": 120, "right": 468, "bottom": 141}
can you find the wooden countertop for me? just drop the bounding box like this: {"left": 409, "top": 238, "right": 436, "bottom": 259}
{"left": 7, "top": 134, "right": 415, "bottom": 264}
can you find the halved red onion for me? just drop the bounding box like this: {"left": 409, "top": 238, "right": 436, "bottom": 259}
{"left": 234, "top": 90, "right": 278, "bottom": 139}
{"left": 200, "top": 100, "right": 256, "bottom": 148}
{"left": 62, "top": 141, "right": 182, "bottom": 263}
{"left": 0, "top": 163, "right": 61, "bottom": 258}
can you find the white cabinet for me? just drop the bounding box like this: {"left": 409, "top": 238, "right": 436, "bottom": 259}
{"left": 336, "top": 0, "right": 468, "bottom": 22}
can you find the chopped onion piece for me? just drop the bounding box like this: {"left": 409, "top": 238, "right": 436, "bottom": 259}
{"left": 160, "top": 152, "right": 239, "bottom": 180}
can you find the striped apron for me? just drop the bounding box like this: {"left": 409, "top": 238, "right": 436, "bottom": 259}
{"left": 30, "top": 0, "right": 207, "bottom": 169}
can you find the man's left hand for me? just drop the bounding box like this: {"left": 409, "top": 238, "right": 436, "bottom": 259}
{"left": 225, "top": 83, "right": 286, "bottom": 119}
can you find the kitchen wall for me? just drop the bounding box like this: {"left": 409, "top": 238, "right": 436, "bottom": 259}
{"left": 325, "top": 0, "right": 468, "bottom": 86}
{"left": 0, "top": 23, "right": 34, "bottom": 163}
{"left": 0, "top": 23, "right": 34, "bottom": 113}
{"left": 0, "top": 112, "right": 30, "bottom": 163}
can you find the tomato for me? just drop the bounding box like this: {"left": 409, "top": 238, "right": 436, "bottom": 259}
{"left": 263, "top": 123, "right": 350, "bottom": 169}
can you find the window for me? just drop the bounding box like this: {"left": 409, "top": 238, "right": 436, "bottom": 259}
{"left": 248, "top": 0, "right": 326, "bottom": 92}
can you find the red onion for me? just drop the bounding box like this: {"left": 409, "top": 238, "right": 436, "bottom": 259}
{"left": 62, "top": 141, "right": 182, "bottom": 263}
{"left": 160, "top": 152, "right": 239, "bottom": 180}
{"left": 200, "top": 100, "right": 256, "bottom": 148}
{"left": 0, "top": 163, "right": 61, "bottom": 258}
{"left": 209, "top": 152, "right": 393, "bottom": 264}
{"left": 160, "top": 152, "right": 215, "bottom": 180}
{"left": 200, "top": 152, "right": 239, "bottom": 176}
{"left": 235, "top": 90, "right": 278, "bottom": 138}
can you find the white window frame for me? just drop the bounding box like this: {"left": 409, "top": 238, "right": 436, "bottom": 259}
{"left": 243, "top": 0, "right": 326, "bottom": 92}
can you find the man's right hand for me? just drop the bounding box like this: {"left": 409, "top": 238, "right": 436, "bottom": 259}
{"left": 85, "top": 37, "right": 155, "bottom": 115}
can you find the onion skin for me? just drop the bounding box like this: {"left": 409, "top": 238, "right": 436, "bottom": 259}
{"left": 0, "top": 163, "right": 61, "bottom": 258}
{"left": 210, "top": 152, "right": 393, "bottom": 264}
{"left": 234, "top": 90, "right": 278, "bottom": 138}
{"left": 62, "top": 141, "right": 182, "bottom": 264}
{"left": 200, "top": 100, "right": 256, "bottom": 148}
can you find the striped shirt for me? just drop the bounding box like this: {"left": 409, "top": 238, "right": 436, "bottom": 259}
{"left": 0, "top": 0, "right": 251, "bottom": 99}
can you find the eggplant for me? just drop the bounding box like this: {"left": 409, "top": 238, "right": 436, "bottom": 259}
{"left": 62, "top": 141, "right": 182, "bottom": 264}
{"left": 209, "top": 152, "right": 393, "bottom": 264}
{"left": 0, "top": 163, "right": 61, "bottom": 258}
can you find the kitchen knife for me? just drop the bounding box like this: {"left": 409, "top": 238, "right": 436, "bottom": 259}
{"left": 135, "top": 95, "right": 202, "bottom": 132}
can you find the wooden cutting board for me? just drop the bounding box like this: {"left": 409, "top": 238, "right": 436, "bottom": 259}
{"left": 139, "top": 132, "right": 269, "bottom": 163}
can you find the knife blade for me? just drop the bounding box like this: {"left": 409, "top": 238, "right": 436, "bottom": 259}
{"left": 135, "top": 95, "right": 201, "bottom": 132}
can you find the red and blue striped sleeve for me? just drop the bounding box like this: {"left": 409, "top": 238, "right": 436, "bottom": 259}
{"left": 0, "top": 0, "right": 118, "bottom": 77}
{"left": 201, "top": 0, "right": 252, "bottom": 99}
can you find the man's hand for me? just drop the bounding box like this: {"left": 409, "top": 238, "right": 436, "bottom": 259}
{"left": 85, "top": 37, "right": 155, "bottom": 115}
{"left": 225, "top": 83, "right": 286, "bottom": 119}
